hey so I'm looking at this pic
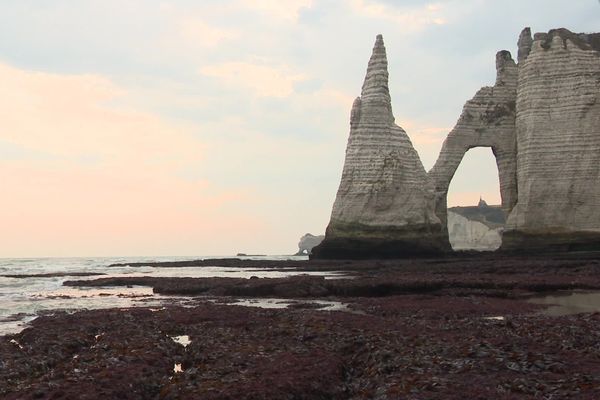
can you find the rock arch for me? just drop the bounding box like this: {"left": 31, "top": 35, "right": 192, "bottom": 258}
{"left": 312, "top": 28, "right": 600, "bottom": 259}
{"left": 428, "top": 50, "right": 518, "bottom": 236}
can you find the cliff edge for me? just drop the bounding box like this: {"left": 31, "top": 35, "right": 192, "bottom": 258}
{"left": 502, "top": 28, "right": 600, "bottom": 251}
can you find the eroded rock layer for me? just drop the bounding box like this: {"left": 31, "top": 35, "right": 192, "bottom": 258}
{"left": 315, "top": 28, "right": 600, "bottom": 258}
{"left": 312, "top": 35, "right": 448, "bottom": 259}
{"left": 429, "top": 50, "right": 518, "bottom": 230}
{"left": 503, "top": 29, "right": 600, "bottom": 251}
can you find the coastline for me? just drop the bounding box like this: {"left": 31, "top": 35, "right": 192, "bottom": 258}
{"left": 2, "top": 254, "right": 600, "bottom": 398}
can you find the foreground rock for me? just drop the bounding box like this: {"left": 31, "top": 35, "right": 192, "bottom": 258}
{"left": 5, "top": 254, "right": 600, "bottom": 398}
{"left": 312, "top": 35, "right": 448, "bottom": 259}
{"left": 73, "top": 253, "right": 600, "bottom": 298}
{"left": 2, "top": 294, "right": 600, "bottom": 398}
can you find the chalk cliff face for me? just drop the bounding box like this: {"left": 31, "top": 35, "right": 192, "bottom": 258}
{"left": 311, "top": 35, "right": 448, "bottom": 259}
{"left": 503, "top": 29, "right": 600, "bottom": 250}
{"left": 448, "top": 212, "right": 503, "bottom": 251}
{"left": 314, "top": 28, "right": 600, "bottom": 259}
{"left": 448, "top": 201, "right": 506, "bottom": 251}
{"left": 295, "top": 233, "right": 324, "bottom": 255}
{"left": 429, "top": 50, "right": 518, "bottom": 229}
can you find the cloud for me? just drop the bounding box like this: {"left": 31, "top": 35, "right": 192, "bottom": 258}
{"left": 315, "top": 88, "right": 356, "bottom": 109}
{"left": 0, "top": 60, "right": 348, "bottom": 256}
{"left": 199, "top": 61, "right": 308, "bottom": 97}
{"left": 391, "top": 117, "right": 450, "bottom": 170}
{"left": 0, "top": 157, "right": 260, "bottom": 256}
{"left": 0, "top": 62, "right": 204, "bottom": 167}
{"left": 350, "top": 0, "right": 447, "bottom": 29}
{"left": 238, "top": 0, "right": 314, "bottom": 21}
{"left": 178, "top": 17, "right": 239, "bottom": 47}
{"left": 3, "top": 0, "right": 595, "bottom": 255}
{"left": 0, "top": 61, "right": 265, "bottom": 256}
{"left": 401, "top": 120, "right": 450, "bottom": 146}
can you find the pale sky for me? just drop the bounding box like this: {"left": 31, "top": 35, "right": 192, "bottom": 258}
{"left": 1, "top": 0, "right": 599, "bottom": 257}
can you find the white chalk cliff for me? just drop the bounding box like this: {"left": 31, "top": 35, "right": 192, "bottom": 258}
{"left": 295, "top": 233, "right": 325, "bottom": 255}
{"left": 447, "top": 200, "right": 506, "bottom": 251}
{"left": 313, "top": 28, "right": 600, "bottom": 259}
{"left": 503, "top": 29, "right": 600, "bottom": 250}
{"left": 312, "top": 35, "right": 448, "bottom": 259}
{"left": 429, "top": 50, "right": 518, "bottom": 229}
{"left": 447, "top": 212, "right": 502, "bottom": 251}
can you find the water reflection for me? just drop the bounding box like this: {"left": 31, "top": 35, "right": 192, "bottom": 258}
{"left": 528, "top": 291, "right": 600, "bottom": 316}
{"left": 0, "top": 257, "right": 350, "bottom": 336}
{"left": 222, "top": 298, "right": 348, "bottom": 311}
{"left": 170, "top": 335, "right": 191, "bottom": 347}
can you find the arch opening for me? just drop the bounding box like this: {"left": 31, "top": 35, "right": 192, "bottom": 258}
{"left": 446, "top": 147, "right": 506, "bottom": 251}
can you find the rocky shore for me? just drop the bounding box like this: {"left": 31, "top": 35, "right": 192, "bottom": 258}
{"left": 3, "top": 254, "right": 600, "bottom": 399}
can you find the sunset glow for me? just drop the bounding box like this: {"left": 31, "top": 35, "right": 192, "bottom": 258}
{"left": 0, "top": 0, "right": 597, "bottom": 256}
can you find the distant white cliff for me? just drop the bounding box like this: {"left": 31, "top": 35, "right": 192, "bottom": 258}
{"left": 447, "top": 199, "right": 506, "bottom": 251}
{"left": 295, "top": 233, "right": 325, "bottom": 255}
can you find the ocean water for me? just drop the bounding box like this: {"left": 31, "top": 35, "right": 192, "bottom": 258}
{"left": 0, "top": 255, "right": 338, "bottom": 336}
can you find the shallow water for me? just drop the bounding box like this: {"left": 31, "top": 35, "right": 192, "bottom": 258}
{"left": 527, "top": 290, "right": 600, "bottom": 316}
{"left": 170, "top": 335, "right": 191, "bottom": 347}
{"left": 0, "top": 255, "right": 351, "bottom": 335}
{"left": 223, "top": 298, "right": 348, "bottom": 311}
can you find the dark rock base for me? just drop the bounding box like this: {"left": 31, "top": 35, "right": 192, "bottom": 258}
{"left": 310, "top": 236, "right": 450, "bottom": 259}
{"left": 311, "top": 221, "right": 452, "bottom": 259}
{"left": 501, "top": 230, "right": 600, "bottom": 253}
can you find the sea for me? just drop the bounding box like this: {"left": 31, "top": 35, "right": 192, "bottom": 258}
{"left": 0, "top": 255, "right": 344, "bottom": 336}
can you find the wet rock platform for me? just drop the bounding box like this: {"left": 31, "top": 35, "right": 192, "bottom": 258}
{"left": 3, "top": 253, "right": 600, "bottom": 399}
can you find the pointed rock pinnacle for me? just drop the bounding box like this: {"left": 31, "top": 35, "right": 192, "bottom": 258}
{"left": 361, "top": 34, "right": 390, "bottom": 101}
{"left": 358, "top": 34, "right": 393, "bottom": 125}
{"left": 518, "top": 27, "right": 533, "bottom": 63}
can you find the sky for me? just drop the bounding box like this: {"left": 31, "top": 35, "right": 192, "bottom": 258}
{"left": 0, "top": 0, "right": 599, "bottom": 257}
